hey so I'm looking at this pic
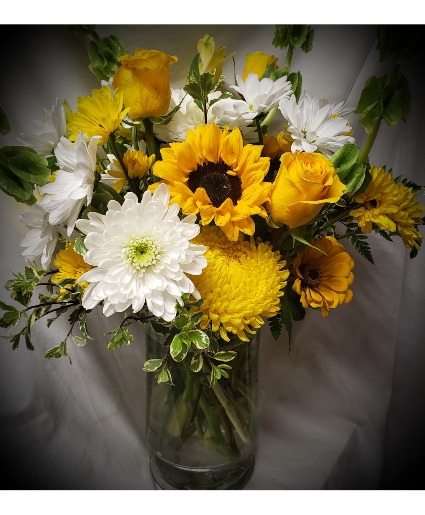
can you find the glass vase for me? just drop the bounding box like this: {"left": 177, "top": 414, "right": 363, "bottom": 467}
{"left": 144, "top": 325, "right": 259, "bottom": 490}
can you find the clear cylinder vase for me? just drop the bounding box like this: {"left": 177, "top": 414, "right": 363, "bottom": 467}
{"left": 145, "top": 325, "right": 259, "bottom": 490}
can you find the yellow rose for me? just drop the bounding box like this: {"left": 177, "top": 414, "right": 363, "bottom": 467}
{"left": 112, "top": 49, "right": 178, "bottom": 120}
{"left": 242, "top": 51, "right": 278, "bottom": 80}
{"left": 262, "top": 132, "right": 292, "bottom": 160}
{"left": 267, "top": 152, "right": 346, "bottom": 228}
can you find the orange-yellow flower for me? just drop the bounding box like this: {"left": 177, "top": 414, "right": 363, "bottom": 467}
{"left": 262, "top": 132, "right": 292, "bottom": 160}
{"left": 292, "top": 236, "right": 354, "bottom": 317}
{"left": 112, "top": 49, "right": 177, "bottom": 120}
{"left": 51, "top": 244, "right": 93, "bottom": 296}
{"left": 267, "top": 151, "right": 346, "bottom": 228}
{"left": 151, "top": 123, "right": 272, "bottom": 241}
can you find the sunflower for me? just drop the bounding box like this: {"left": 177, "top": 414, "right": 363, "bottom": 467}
{"left": 51, "top": 244, "right": 93, "bottom": 295}
{"left": 151, "top": 123, "right": 272, "bottom": 241}
{"left": 67, "top": 86, "right": 129, "bottom": 145}
{"left": 292, "top": 236, "right": 354, "bottom": 317}
{"left": 188, "top": 226, "right": 289, "bottom": 342}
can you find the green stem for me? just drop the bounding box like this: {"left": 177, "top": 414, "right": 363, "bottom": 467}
{"left": 211, "top": 381, "right": 249, "bottom": 444}
{"left": 198, "top": 395, "right": 232, "bottom": 458}
{"left": 284, "top": 45, "right": 294, "bottom": 72}
{"left": 143, "top": 118, "right": 160, "bottom": 161}
{"left": 335, "top": 228, "right": 362, "bottom": 241}
{"left": 131, "top": 125, "right": 139, "bottom": 150}
{"left": 357, "top": 118, "right": 382, "bottom": 165}
{"left": 318, "top": 205, "right": 360, "bottom": 234}
{"left": 255, "top": 118, "right": 263, "bottom": 145}
{"left": 260, "top": 106, "right": 278, "bottom": 129}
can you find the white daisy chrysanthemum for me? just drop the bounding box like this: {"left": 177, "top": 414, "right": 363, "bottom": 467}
{"left": 41, "top": 132, "right": 99, "bottom": 237}
{"left": 76, "top": 184, "right": 208, "bottom": 321}
{"left": 18, "top": 99, "right": 67, "bottom": 157}
{"left": 153, "top": 88, "right": 258, "bottom": 143}
{"left": 230, "top": 73, "right": 293, "bottom": 117}
{"left": 19, "top": 202, "right": 61, "bottom": 270}
{"left": 278, "top": 93, "right": 355, "bottom": 157}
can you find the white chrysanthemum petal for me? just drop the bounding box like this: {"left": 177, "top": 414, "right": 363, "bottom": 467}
{"left": 18, "top": 99, "right": 67, "bottom": 157}
{"left": 76, "top": 186, "right": 207, "bottom": 320}
{"left": 279, "top": 93, "right": 355, "bottom": 158}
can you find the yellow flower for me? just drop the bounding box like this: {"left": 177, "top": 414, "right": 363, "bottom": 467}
{"left": 292, "top": 236, "right": 354, "bottom": 317}
{"left": 197, "top": 34, "right": 234, "bottom": 82}
{"left": 262, "top": 132, "right": 292, "bottom": 160}
{"left": 107, "top": 149, "right": 155, "bottom": 193}
{"left": 51, "top": 244, "right": 93, "bottom": 295}
{"left": 350, "top": 166, "right": 424, "bottom": 250}
{"left": 267, "top": 151, "right": 346, "bottom": 228}
{"left": 242, "top": 51, "right": 279, "bottom": 80}
{"left": 67, "top": 86, "right": 129, "bottom": 145}
{"left": 112, "top": 49, "right": 177, "bottom": 120}
{"left": 188, "top": 227, "right": 289, "bottom": 342}
{"left": 151, "top": 123, "right": 272, "bottom": 241}
{"left": 392, "top": 181, "right": 424, "bottom": 250}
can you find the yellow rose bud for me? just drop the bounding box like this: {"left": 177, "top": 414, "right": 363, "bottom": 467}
{"left": 242, "top": 51, "right": 278, "bottom": 80}
{"left": 112, "top": 49, "right": 178, "bottom": 120}
{"left": 267, "top": 152, "right": 346, "bottom": 228}
{"left": 123, "top": 149, "right": 155, "bottom": 179}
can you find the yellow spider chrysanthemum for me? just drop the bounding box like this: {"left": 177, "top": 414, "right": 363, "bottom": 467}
{"left": 67, "top": 86, "right": 130, "bottom": 145}
{"left": 392, "top": 180, "right": 424, "bottom": 250}
{"left": 350, "top": 166, "right": 400, "bottom": 233}
{"left": 188, "top": 226, "right": 289, "bottom": 342}
{"left": 51, "top": 244, "right": 93, "bottom": 295}
{"left": 292, "top": 236, "right": 354, "bottom": 317}
{"left": 350, "top": 166, "right": 424, "bottom": 249}
{"left": 151, "top": 123, "right": 272, "bottom": 241}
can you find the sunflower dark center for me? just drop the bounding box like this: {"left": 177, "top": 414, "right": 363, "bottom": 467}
{"left": 366, "top": 198, "right": 379, "bottom": 209}
{"left": 187, "top": 160, "right": 242, "bottom": 208}
{"left": 300, "top": 263, "right": 322, "bottom": 288}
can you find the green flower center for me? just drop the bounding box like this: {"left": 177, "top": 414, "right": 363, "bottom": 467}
{"left": 123, "top": 238, "right": 159, "bottom": 271}
{"left": 187, "top": 160, "right": 242, "bottom": 208}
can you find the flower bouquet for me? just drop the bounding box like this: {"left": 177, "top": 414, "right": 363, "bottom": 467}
{"left": 0, "top": 25, "right": 423, "bottom": 489}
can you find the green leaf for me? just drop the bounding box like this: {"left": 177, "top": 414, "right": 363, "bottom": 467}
{"left": 149, "top": 320, "right": 170, "bottom": 337}
{"left": 289, "top": 228, "right": 327, "bottom": 254}
{"left": 156, "top": 367, "right": 173, "bottom": 384}
{"left": 72, "top": 335, "right": 87, "bottom": 346}
{"left": 287, "top": 71, "right": 302, "bottom": 101}
{"left": 350, "top": 233, "right": 374, "bottom": 264}
{"left": 5, "top": 266, "right": 44, "bottom": 306}
{"left": 0, "top": 309, "right": 21, "bottom": 328}
{"left": 45, "top": 340, "right": 69, "bottom": 359}
{"left": 86, "top": 34, "right": 127, "bottom": 81}
{"left": 301, "top": 28, "right": 315, "bottom": 53}
{"left": 186, "top": 329, "right": 210, "bottom": 350}
{"left": 331, "top": 144, "right": 359, "bottom": 181}
{"left": 343, "top": 163, "right": 367, "bottom": 196}
{"left": 0, "top": 146, "right": 51, "bottom": 203}
{"left": 213, "top": 351, "right": 237, "bottom": 362}
{"left": 0, "top": 300, "right": 17, "bottom": 312}
{"left": 170, "top": 333, "right": 189, "bottom": 362}
{"left": 377, "top": 25, "right": 418, "bottom": 64}
{"left": 73, "top": 235, "right": 88, "bottom": 256}
{"left": 143, "top": 358, "right": 164, "bottom": 372}
{"left": 107, "top": 327, "right": 134, "bottom": 350}
{"left": 288, "top": 25, "right": 310, "bottom": 48}
{"left": 0, "top": 106, "right": 11, "bottom": 135}
{"left": 190, "top": 353, "right": 203, "bottom": 373}
{"left": 173, "top": 314, "right": 190, "bottom": 329}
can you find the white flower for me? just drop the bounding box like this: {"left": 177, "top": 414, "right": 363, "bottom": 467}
{"left": 230, "top": 73, "right": 293, "bottom": 116}
{"left": 41, "top": 132, "right": 99, "bottom": 237}
{"left": 154, "top": 88, "right": 258, "bottom": 143}
{"left": 278, "top": 93, "right": 355, "bottom": 157}
{"left": 19, "top": 202, "right": 61, "bottom": 270}
{"left": 76, "top": 184, "right": 207, "bottom": 321}
{"left": 18, "top": 99, "right": 67, "bottom": 157}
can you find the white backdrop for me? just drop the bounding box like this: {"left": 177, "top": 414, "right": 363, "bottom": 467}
{"left": 0, "top": 25, "right": 424, "bottom": 490}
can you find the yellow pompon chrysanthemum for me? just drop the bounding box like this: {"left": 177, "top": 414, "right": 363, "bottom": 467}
{"left": 188, "top": 227, "right": 289, "bottom": 342}
{"left": 151, "top": 123, "right": 272, "bottom": 241}
{"left": 350, "top": 166, "right": 424, "bottom": 249}
{"left": 292, "top": 236, "right": 354, "bottom": 317}
{"left": 67, "top": 86, "right": 130, "bottom": 145}
{"left": 51, "top": 244, "right": 93, "bottom": 295}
